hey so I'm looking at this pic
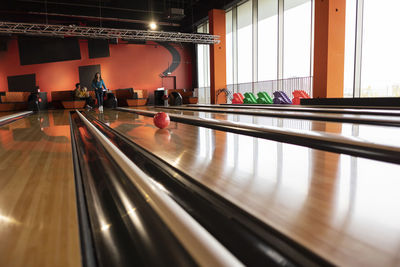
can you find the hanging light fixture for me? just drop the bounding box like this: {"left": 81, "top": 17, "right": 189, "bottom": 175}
{"left": 149, "top": 21, "right": 157, "bottom": 30}
{"left": 148, "top": 0, "right": 157, "bottom": 30}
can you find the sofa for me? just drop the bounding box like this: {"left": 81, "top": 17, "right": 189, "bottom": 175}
{"left": 0, "top": 92, "right": 30, "bottom": 111}
{"left": 51, "top": 90, "right": 117, "bottom": 109}
{"left": 113, "top": 88, "right": 148, "bottom": 107}
{"left": 126, "top": 89, "right": 149, "bottom": 107}
{"left": 51, "top": 91, "right": 81, "bottom": 109}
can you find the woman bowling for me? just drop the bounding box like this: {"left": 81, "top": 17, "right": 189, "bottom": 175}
{"left": 92, "top": 72, "right": 107, "bottom": 113}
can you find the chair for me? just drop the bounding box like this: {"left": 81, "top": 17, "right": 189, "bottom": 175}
{"left": 0, "top": 92, "right": 30, "bottom": 111}
{"left": 126, "top": 89, "right": 149, "bottom": 106}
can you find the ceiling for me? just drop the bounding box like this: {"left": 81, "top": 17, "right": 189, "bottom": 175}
{"left": 0, "top": 0, "right": 232, "bottom": 32}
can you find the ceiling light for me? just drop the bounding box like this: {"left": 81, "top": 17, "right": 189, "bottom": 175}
{"left": 149, "top": 22, "right": 157, "bottom": 30}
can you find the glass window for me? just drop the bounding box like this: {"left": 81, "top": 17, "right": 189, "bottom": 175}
{"left": 258, "top": 0, "right": 278, "bottom": 81}
{"left": 197, "top": 25, "right": 205, "bottom": 88}
{"left": 343, "top": 0, "right": 357, "bottom": 97}
{"left": 197, "top": 23, "right": 210, "bottom": 103}
{"left": 237, "top": 0, "right": 253, "bottom": 84}
{"left": 226, "top": 10, "right": 234, "bottom": 85}
{"left": 360, "top": 0, "right": 400, "bottom": 97}
{"left": 283, "top": 0, "right": 312, "bottom": 78}
{"left": 204, "top": 22, "right": 210, "bottom": 103}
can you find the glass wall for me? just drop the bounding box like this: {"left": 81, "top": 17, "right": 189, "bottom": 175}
{"left": 258, "top": 0, "right": 278, "bottom": 81}
{"left": 197, "top": 0, "right": 315, "bottom": 101}
{"left": 343, "top": 0, "right": 356, "bottom": 97}
{"left": 360, "top": 0, "right": 400, "bottom": 97}
{"left": 225, "top": 0, "right": 314, "bottom": 98}
{"left": 237, "top": 0, "right": 253, "bottom": 84}
{"left": 283, "top": 0, "right": 313, "bottom": 78}
{"left": 198, "top": 0, "right": 400, "bottom": 99}
{"left": 196, "top": 22, "right": 210, "bottom": 103}
{"left": 344, "top": 0, "right": 400, "bottom": 97}
{"left": 226, "top": 10, "right": 234, "bottom": 85}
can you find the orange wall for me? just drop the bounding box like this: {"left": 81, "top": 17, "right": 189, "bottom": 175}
{"left": 209, "top": 9, "right": 227, "bottom": 104}
{"left": 0, "top": 39, "right": 193, "bottom": 101}
{"left": 313, "top": 0, "right": 346, "bottom": 98}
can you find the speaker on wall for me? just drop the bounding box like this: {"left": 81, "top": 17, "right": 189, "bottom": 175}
{"left": 7, "top": 74, "right": 36, "bottom": 92}
{"left": 88, "top": 39, "right": 110, "bottom": 58}
{"left": 122, "top": 39, "right": 146, "bottom": 45}
{"left": 0, "top": 39, "right": 7, "bottom": 51}
{"left": 18, "top": 36, "right": 81, "bottom": 65}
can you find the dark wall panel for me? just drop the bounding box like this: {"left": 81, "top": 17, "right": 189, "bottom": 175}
{"left": 88, "top": 39, "right": 110, "bottom": 59}
{"left": 123, "top": 39, "right": 146, "bottom": 45}
{"left": 79, "top": 65, "right": 101, "bottom": 90}
{"left": 18, "top": 36, "right": 81, "bottom": 65}
{"left": 7, "top": 74, "right": 36, "bottom": 92}
{"left": 0, "top": 37, "right": 8, "bottom": 51}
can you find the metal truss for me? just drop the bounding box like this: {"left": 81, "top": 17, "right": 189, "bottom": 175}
{"left": 0, "top": 21, "right": 220, "bottom": 44}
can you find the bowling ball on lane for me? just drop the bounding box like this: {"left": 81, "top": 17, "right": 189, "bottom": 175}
{"left": 153, "top": 112, "right": 170, "bottom": 129}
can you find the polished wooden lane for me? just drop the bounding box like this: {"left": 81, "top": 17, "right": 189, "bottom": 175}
{"left": 189, "top": 104, "right": 400, "bottom": 115}
{"left": 95, "top": 109, "right": 400, "bottom": 267}
{"left": 135, "top": 106, "right": 400, "bottom": 148}
{"left": 0, "top": 111, "right": 33, "bottom": 127}
{"left": 150, "top": 105, "right": 400, "bottom": 127}
{"left": 0, "top": 111, "right": 81, "bottom": 267}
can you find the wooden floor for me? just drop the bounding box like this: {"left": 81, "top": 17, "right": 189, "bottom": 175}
{"left": 96, "top": 109, "right": 400, "bottom": 267}
{"left": 2, "top": 108, "right": 400, "bottom": 266}
{"left": 0, "top": 111, "right": 81, "bottom": 267}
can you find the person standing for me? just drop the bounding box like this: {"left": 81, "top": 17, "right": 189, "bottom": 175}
{"left": 92, "top": 72, "right": 107, "bottom": 113}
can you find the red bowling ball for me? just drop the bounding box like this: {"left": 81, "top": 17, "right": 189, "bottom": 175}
{"left": 153, "top": 112, "right": 170, "bottom": 129}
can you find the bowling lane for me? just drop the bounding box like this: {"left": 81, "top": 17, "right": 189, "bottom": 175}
{"left": 143, "top": 106, "right": 400, "bottom": 126}
{"left": 95, "top": 109, "right": 400, "bottom": 267}
{"left": 0, "top": 111, "right": 81, "bottom": 267}
{"left": 190, "top": 103, "right": 400, "bottom": 115}
{"left": 133, "top": 106, "right": 400, "bottom": 148}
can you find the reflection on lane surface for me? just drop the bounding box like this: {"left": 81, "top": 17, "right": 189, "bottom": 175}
{"left": 136, "top": 106, "right": 400, "bottom": 148}
{"left": 94, "top": 109, "right": 400, "bottom": 267}
{"left": 0, "top": 110, "right": 81, "bottom": 267}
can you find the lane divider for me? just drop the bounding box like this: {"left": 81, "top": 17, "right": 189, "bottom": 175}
{"left": 76, "top": 110, "right": 243, "bottom": 267}
{"left": 118, "top": 107, "right": 400, "bottom": 164}
{"left": 189, "top": 104, "right": 400, "bottom": 116}
{"left": 156, "top": 106, "right": 400, "bottom": 127}
{"left": 0, "top": 111, "right": 33, "bottom": 126}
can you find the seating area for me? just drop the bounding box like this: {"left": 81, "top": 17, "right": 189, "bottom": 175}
{"left": 51, "top": 90, "right": 84, "bottom": 109}
{"left": 114, "top": 88, "right": 149, "bottom": 107}
{"left": 0, "top": 88, "right": 150, "bottom": 111}
{"left": 51, "top": 90, "right": 110, "bottom": 109}
{"left": 0, "top": 92, "right": 30, "bottom": 111}
{"left": 51, "top": 88, "right": 148, "bottom": 108}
